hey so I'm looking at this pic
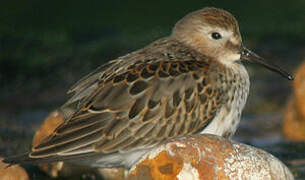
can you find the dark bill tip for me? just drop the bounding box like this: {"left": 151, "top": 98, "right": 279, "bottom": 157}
{"left": 287, "top": 74, "right": 294, "bottom": 81}
{"left": 240, "top": 46, "right": 294, "bottom": 81}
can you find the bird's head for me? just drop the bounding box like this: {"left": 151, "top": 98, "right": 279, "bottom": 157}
{"left": 172, "top": 7, "right": 293, "bottom": 80}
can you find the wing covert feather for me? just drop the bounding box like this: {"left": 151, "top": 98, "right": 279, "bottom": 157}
{"left": 30, "top": 56, "right": 223, "bottom": 160}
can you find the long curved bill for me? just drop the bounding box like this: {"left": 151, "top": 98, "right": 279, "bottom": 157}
{"left": 240, "top": 45, "right": 293, "bottom": 80}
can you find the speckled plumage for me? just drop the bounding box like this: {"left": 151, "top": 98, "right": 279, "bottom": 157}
{"left": 4, "top": 7, "right": 291, "bottom": 169}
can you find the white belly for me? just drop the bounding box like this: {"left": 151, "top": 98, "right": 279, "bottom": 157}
{"left": 201, "top": 103, "right": 241, "bottom": 137}
{"left": 201, "top": 63, "right": 250, "bottom": 137}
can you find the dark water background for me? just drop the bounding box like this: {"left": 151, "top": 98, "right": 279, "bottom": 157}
{"left": 0, "top": 0, "right": 305, "bottom": 179}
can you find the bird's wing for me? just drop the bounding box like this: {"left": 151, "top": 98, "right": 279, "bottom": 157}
{"left": 4, "top": 59, "right": 222, "bottom": 165}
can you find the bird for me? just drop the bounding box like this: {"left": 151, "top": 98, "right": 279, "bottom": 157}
{"left": 3, "top": 7, "right": 293, "bottom": 169}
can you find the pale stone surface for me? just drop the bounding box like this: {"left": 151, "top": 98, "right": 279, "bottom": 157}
{"left": 127, "top": 134, "right": 294, "bottom": 180}
{"left": 177, "top": 163, "right": 200, "bottom": 180}
{"left": 0, "top": 157, "right": 29, "bottom": 180}
{"left": 97, "top": 168, "right": 125, "bottom": 180}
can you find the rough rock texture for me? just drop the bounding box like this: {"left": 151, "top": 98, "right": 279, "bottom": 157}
{"left": 127, "top": 134, "right": 294, "bottom": 180}
{"left": 283, "top": 61, "right": 305, "bottom": 141}
{"left": 0, "top": 157, "right": 29, "bottom": 180}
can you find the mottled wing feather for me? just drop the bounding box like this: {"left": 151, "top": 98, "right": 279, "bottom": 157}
{"left": 63, "top": 60, "right": 118, "bottom": 106}
{"left": 28, "top": 59, "right": 221, "bottom": 161}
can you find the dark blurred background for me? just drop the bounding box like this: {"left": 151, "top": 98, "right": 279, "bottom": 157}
{"left": 1, "top": 0, "right": 304, "bottom": 113}
{"left": 0, "top": 0, "right": 305, "bottom": 178}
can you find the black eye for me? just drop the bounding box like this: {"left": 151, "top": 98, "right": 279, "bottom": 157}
{"left": 211, "top": 32, "right": 222, "bottom": 40}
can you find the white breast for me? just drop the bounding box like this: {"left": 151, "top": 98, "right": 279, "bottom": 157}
{"left": 201, "top": 63, "right": 250, "bottom": 137}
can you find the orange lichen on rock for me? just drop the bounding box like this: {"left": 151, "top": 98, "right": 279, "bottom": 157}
{"left": 283, "top": 61, "right": 305, "bottom": 141}
{"left": 0, "top": 157, "right": 29, "bottom": 180}
{"left": 127, "top": 134, "right": 294, "bottom": 180}
{"left": 127, "top": 150, "right": 183, "bottom": 180}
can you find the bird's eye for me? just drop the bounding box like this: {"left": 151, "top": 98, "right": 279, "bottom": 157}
{"left": 211, "top": 32, "right": 222, "bottom": 40}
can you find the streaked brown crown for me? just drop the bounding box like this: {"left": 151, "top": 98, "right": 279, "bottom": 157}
{"left": 174, "top": 8, "right": 240, "bottom": 34}
{"left": 172, "top": 7, "right": 242, "bottom": 62}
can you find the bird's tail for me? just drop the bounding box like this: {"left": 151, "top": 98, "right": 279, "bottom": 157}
{"left": 2, "top": 152, "right": 34, "bottom": 167}
{"left": 3, "top": 151, "right": 101, "bottom": 167}
{"left": 2, "top": 152, "right": 62, "bottom": 166}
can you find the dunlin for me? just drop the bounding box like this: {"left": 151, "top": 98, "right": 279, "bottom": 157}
{"left": 4, "top": 7, "right": 293, "bottom": 168}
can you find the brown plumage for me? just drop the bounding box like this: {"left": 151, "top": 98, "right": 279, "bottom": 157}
{"left": 4, "top": 7, "right": 292, "bottom": 168}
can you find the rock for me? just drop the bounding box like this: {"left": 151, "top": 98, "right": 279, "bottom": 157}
{"left": 126, "top": 134, "right": 294, "bottom": 180}
{"left": 32, "top": 109, "right": 65, "bottom": 178}
{"left": 293, "top": 61, "right": 305, "bottom": 119}
{"left": 32, "top": 109, "right": 65, "bottom": 147}
{"left": 97, "top": 168, "right": 125, "bottom": 180}
{"left": 283, "top": 62, "right": 305, "bottom": 141}
{"left": 0, "top": 157, "right": 29, "bottom": 180}
{"left": 283, "top": 98, "right": 305, "bottom": 141}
